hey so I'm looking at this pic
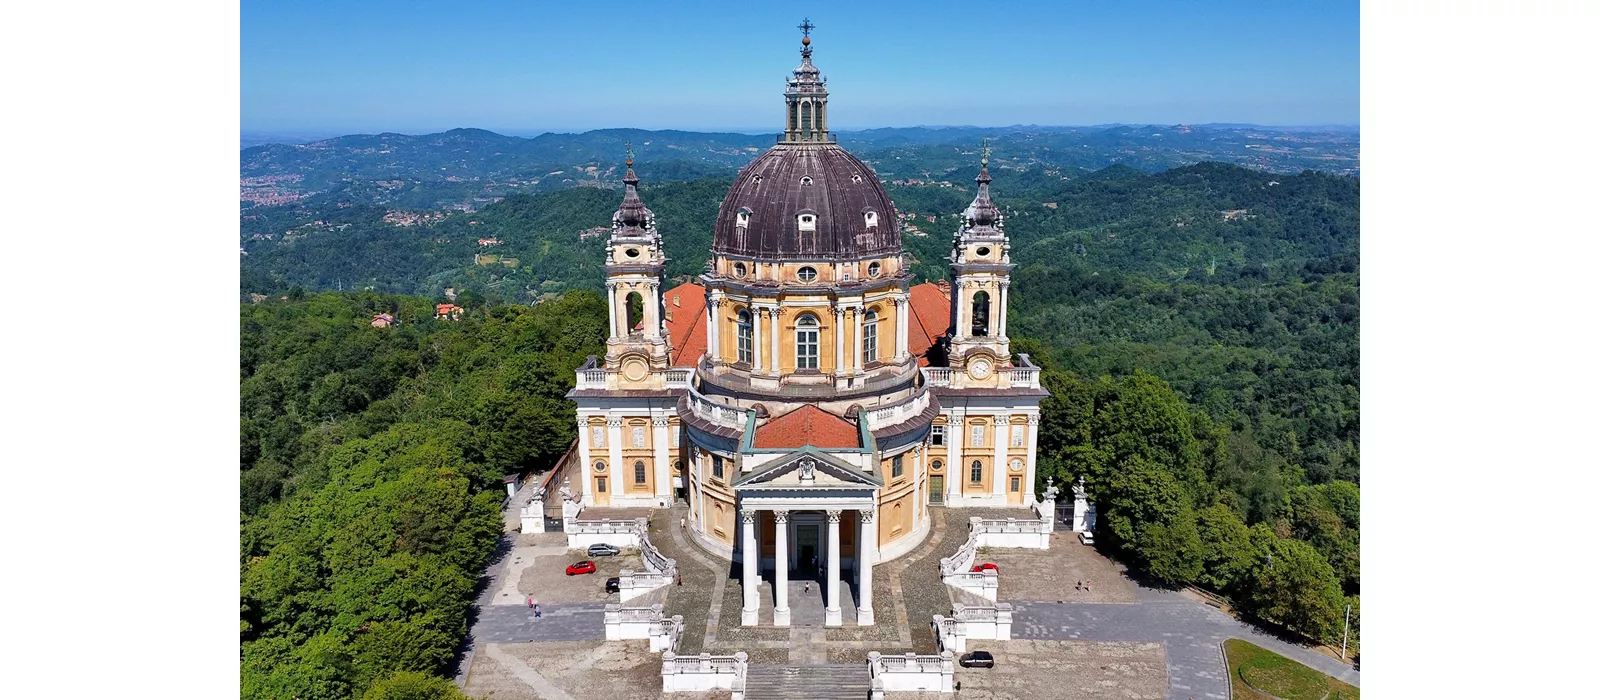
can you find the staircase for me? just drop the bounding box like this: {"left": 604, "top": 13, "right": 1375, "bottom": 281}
{"left": 744, "top": 664, "right": 872, "bottom": 700}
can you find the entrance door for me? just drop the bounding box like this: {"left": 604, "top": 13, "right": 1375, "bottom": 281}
{"left": 929, "top": 475, "right": 944, "bottom": 505}
{"left": 796, "top": 524, "right": 820, "bottom": 576}
{"left": 1008, "top": 476, "right": 1023, "bottom": 504}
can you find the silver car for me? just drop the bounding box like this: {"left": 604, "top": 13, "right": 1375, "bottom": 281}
{"left": 587, "top": 543, "right": 621, "bottom": 557}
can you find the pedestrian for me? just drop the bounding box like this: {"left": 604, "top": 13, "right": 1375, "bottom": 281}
{"left": 1075, "top": 580, "right": 1081, "bottom": 592}
{"left": 804, "top": 581, "right": 810, "bottom": 593}
{"left": 680, "top": 516, "right": 686, "bottom": 530}
{"left": 534, "top": 603, "right": 542, "bottom": 618}
{"left": 1085, "top": 579, "right": 1091, "bottom": 593}
{"left": 527, "top": 595, "right": 534, "bottom": 608}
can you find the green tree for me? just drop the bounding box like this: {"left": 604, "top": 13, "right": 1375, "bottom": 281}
{"left": 1194, "top": 502, "right": 1260, "bottom": 593}
{"left": 362, "top": 671, "right": 474, "bottom": 700}
{"left": 1246, "top": 537, "right": 1345, "bottom": 641}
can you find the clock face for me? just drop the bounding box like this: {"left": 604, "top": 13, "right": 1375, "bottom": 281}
{"left": 970, "top": 359, "right": 991, "bottom": 379}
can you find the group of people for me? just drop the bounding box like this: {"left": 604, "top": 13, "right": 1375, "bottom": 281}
{"left": 526, "top": 597, "right": 542, "bottom": 617}
{"left": 1075, "top": 579, "right": 1092, "bottom": 593}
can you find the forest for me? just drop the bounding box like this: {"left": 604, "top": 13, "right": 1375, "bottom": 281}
{"left": 240, "top": 160, "right": 1360, "bottom": 695}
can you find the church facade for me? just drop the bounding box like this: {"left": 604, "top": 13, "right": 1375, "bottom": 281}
{"left": 566, "top": 30, "right": 1047, "bottom": 628}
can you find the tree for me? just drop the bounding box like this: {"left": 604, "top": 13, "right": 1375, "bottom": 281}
{"left": 362, "top": 671, "right": 474, "bottom": 700}
{"left": 1194, "top": 502, "right": 1260, "bottom": 593}
{"left": 1138, "top": 507, "right": 1204, "bottom": 585}
{"left": 1245, "top": 537, "right": 1345, "bottom": 641}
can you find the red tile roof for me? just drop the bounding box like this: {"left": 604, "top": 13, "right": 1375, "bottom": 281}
{"left": 907, "top": 282, "right": 952, "bottom": 366}
{"left": 753, "top": 404, "right": 860, "bottom": 449}
{"left": 664, "top": 282, "right": 707, "bottom": 367}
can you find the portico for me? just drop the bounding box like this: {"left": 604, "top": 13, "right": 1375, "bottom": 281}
{"left": 733, "top": 449, "right": 882, "bottom": 627}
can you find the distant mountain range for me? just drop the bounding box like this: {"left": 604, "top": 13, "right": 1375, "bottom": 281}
{"left": 240, "top": 124, "right": 1358, "bottom": 210}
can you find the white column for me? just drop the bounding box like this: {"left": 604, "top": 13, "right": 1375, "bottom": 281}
{"left": 948, "top": 416, "right": 964, "bottom": 504}
{"left": 645, "top": 282, "right": 661, "bottom": 340}
{"left": 653, "top": 417, "right": 671, "bottom": 501}
{"left": 833, "top": 305, "right": 846, "bottom": 375}
{"left": 852, "top": 306, "right": 864, "bottom": 374}
{"left": 741, "top": 508, "right": 759, "bottom": 626}
{"left": 576, "top": 414, "right": 593, "bottom": 506}
{"left": 706, "top": 297, "right": 721, "bottom": 364}
{"left": 993, "top": 414, "right": 1009, "bottom": 500}
{"left": 895, "top": 296, "right": 910, "bottom": 362}
{"left": 857, "top": 508, "right": 876, "bottom": 626}
{"left": 997, "top": 281, "right": 1010, "bottom": 339}
{"left": 1025, "top": 414, "right": 1041, "bottom": 505}
{"left": 913, "top": 448, "right": 923, "bottom": 528}
{"left": 768, "top": 308, "right": 782, "bottom": 376}
{"left": 751, "top": 307, "right": 764, "bottom": 372}
{"left": 773, "top": 511, "right": 791, "bottom": 626}
{"left": 824, "top": 509, "right": 842, "bottom": 627}
{"left": 952, "top": 280, "right": 966, "bottom": 339}
{"left": 606, "top": 282, "right": 622, "bottom": 338}
{"left": 607, "top": 417, "right": 623, "bottom": 500}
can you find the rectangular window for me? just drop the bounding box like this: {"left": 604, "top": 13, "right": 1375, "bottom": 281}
{"left": 713, "top": 454, "right": 724, "bottom": 480}
{"left": 931, "top": 425, "right": 945, "bottom": 446}
{"left": 632, "top": 426, "right": 646, "bottom": 448}
{"left": 863, "top": 316, "right": 877, "bottom": 364}
{"left": 596, "top": 477, "right": 607, "bottom": 493}
{"left": 591, "top": 425, "right": 606, "bottom": 448}
{"left": 970, "top": 424, "right": 984, "bottom": 448}
{"left": 671, "top": 425, "right": 681, "bottom": 446}
{"left": 797, "top": 325, "right": 819, "bottom": 369}
{"left": 892, "top": 455, "right": 904, "bottom": 478}
{"left": 1010, "top": 476, "right": 1021, "bottom": 492}
{"left": 737, "top": 316, "right": 752, "bottom": 364}
{"left": 1011, "top": 425, "right": 1025, "bottom": 448}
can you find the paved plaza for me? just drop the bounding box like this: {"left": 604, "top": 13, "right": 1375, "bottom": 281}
{"left": 457, "top": 504, "right": 1360, "bottom": 700}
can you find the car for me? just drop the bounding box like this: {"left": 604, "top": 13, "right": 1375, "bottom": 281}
{"left": 1078, "top": 531, "right": 1095, "bottom": 545}
{"left": 588, "top": 543, "right": 621, "bottom": 557}
{"left": 958, "top": 651, "right": 995, "bottom": 669}
{"left": 971, "top": 562, "right": 999, "bottom": 573}
{"left": 605, "top": 577, "right": 621, "bottom": 594}
{"left": 565, "top": 560, "right": 597, "bottom": 576}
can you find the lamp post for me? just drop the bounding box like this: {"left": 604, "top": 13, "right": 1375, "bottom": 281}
{"left": 1340, "top": 603, "right": 1352, "bottom": 660}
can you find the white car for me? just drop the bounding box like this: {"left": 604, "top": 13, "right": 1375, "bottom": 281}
{"left": 1078, "top": 531, "right": 1095, "bottom": 545}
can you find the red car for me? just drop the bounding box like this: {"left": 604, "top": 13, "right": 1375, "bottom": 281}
{"left": 566, "top": 560, "right": 597, "bottom": 576}
{"left": 971, "top": 562, "right": 999, "bottom": 573}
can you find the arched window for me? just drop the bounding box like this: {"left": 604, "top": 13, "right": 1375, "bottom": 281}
{"left": 626, "top": 291, "right": 645, "bottom": 334}
{"left": 801, "top": 102, "right": 813, "bottom": 136}
{"left": 736, "top": 209, "right": 751, "bottom": 230}
{"left": 862, "top": 309, "right": 879, "bottom": 364}
{"left": 736, "top": 309, "right": 752, "bottom": 364}
{"left": 795, "top": 314, "right": 820, "bottom": 369}
{"left": 971, "top": 290, "right": 990, "bottom": 336}
{"left": 634, "top": 460, "right": 647, "bottom": 484}
{"left": 797, "top": 214, "right": 817, "bottom": 231}
{"left": 970, "top": 460, "right": 983, "bottom": 483}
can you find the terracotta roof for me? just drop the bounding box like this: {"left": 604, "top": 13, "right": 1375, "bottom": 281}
{"left": 907, "top": 282, "right": 951, "bottom": 366}
{"left": 753, "top": 404, "right": 859, "bottom": 450}
{"left": 664, "top": 281, "right": 707, "bottom": 367}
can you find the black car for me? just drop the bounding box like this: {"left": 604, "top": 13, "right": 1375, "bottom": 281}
{"left": 959, "top": 651, "right": 995, "bottom": 669}
{"left": 587, "top": 543, "right": 621, "bottom": 557}
{"left": 605, "top": 577, "right": 621, "bottom": 594}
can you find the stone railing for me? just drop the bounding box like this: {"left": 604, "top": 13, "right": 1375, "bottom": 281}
{"left": 649, "top": 612, "right": 684, "bottom": 654}
{"left": 867, "top": 651, "right": 955, "bottom": 694}
{"left": 566, "top": 517, "right": 644, "bottom": 549}
{"left": 952, "top": 602, "right": 1014, "bottom": 640}
{"left": 938, "top": 519, "right": 981, "bottom": 577}
{"left": 922, "top": 367, "right": 953, "bottom": 387}
{"left": 660, "top": 651, "right": 747, "bottom": 698}
{"left": 576, "top": 356, "right": 609, "bottom": 389}
{"left": 1008, "top": 353, "right": 1041, "bottom": 388}
{"left": 972, "top": 515, "right": 1052, "bottom": 550}
{"left": 605, "top": 603, "right": 667, "bottom": 640}
{"left": 863, "top": 382, "right": 931, "bottom": 429}
{"left": 932, "top": 614, "right": 966, "bottom": 654}
{"left": 686, "top": 383, "right": 750, "bottom": 430}
{"left": 939, "top": 517, "right": 999, "bottom": 602}
{"left": 664, "top": 368, "right": 692, "bottom": 388}
{"left": 638, "top": 522, "right": 677, "bottom": 578}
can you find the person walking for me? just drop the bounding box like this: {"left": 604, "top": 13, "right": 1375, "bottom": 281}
{"left": 1075, "top": 580, "right": 1082, "bottom": 592}
{"left": 533, "top": 603, "right": 543, "bottom": 618}
{"left": 1084, "top": 579, "right": 1091, "bottom": 593}
{"left": 527, "top": 595, "right": 534, "bottom": 608}
{"left": 680, "top": 516, "right": 686, "bottom": 530}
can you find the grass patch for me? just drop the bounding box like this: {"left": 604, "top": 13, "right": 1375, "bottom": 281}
{"left": 1223, "top": 638, "right": 1359, "bottom": 700}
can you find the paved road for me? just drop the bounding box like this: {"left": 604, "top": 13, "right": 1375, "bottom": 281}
{"left": 473, "top": 602, "right": 607, "bottom": 643}
{"left": 1012, "top": 587, "right": 1359, "bottom": 700}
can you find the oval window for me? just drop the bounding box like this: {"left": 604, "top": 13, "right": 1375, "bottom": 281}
{"left": 625, "top": 248, "right": 641, "bottom": 258}
{"left": 733, "top": 262, "right": 747, "bottom": 277}
{"left": 797, "top": 266, "right": 818, "bottom": 283}
{"left": 868, "top": 262, "right": 881, "bottom": 277}
{"left": 976, "top": 246, "right": 991, "bottom": 257}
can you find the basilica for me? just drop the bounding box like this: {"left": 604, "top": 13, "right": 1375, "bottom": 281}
{"left": 565, "top": 30, "right": 1047, "bottom": 628}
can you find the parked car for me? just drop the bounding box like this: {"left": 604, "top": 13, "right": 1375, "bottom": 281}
{"left": 971, "top": 562, "right": 999, "bottom": 573}
{"left": 959, "top": 651, "right": 995, "bottom": 668}
{"left": 588, "top": 543, "right": 621, "bottom": 557}
{"left": 566, "top": 560, "right": 597, "bottom": 576}
{"left": 1078, "top": 531, "right": 1095, "bottom": 545}
{"left": 605, "top": 577, "right": 621, "bottom": 594}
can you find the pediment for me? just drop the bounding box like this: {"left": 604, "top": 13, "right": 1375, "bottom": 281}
{"left": 733, "top": 447, "right": 883, "bottom": 490}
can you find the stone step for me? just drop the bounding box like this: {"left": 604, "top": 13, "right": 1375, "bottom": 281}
{"left": 744, "top": 664, "right": 871, "bottom": 700}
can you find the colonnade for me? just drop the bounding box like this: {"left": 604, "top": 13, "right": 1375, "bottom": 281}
{"left": 739, "top": 504, "right": 876, "bottom": 627}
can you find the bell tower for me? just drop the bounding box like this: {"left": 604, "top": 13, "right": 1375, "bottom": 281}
{"left": 604, "top": 145, "right": 671, "bottom": 370}
{"left": 946, "top": 142, "right": 1013, "bottom": 372}
{"left": 782, "top": 19, "right": 830, "bottom": 144}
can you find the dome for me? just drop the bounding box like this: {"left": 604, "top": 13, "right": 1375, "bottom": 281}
{"left": 713, "top": 143, "right": 901, "bottom": 260}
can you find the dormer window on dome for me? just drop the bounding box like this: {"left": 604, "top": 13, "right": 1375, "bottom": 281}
{"left": 736, "top": 208, "right": 752, "bottom": 230}
{"left": 800, "top": 176, "right": 814, "bottom": 186}
{"left": 864, "top": 210, "right": 879, "bottom": 228}
{"left": 798, "top": 214, "right": 817, "bottom": 232}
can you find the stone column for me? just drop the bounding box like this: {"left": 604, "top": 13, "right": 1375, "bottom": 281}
{"left": 768, "top": 308, "right": 782, "bottom": 376}
{"left": 751, "top": 307, "right": 764, "bottom": 372}
{"left": 895, "top": 296, "right": 911, "bottom": 362}
{"left": 1025, "top": 414, "right": 1041, "bottom": 505}
{"left": 824, "top": 510, "right": 843, "bottom": 627}
{"left": 741, "top": 508, "right": 760, "bottom": 626}
{"left": 997, "top": 281, "right": 1011, "bottom": 339}
{"left": 652, "top": 417, "right": 671, "bottom": 502}
{"left": 576, "top": 414, "right": 593, "bottom": 506}
{"left": 857, "top": 508, "right": 876, "bottom": 626}
{"left": 606, "top": 281, "right": 621, "bottom": 338}
{"left": 993, "top": 414, "right": 1009, "bottom": 500}
{"left": 852, "top": 306, "right": 864, "bottom": 374}
{"left": 706, "top": 297, "right": 721, "bottom": 364}
{"left": 833, "top": 305, "right": 846, "bottom": 376}
{"left": 947, "top": 415, "right": 964, "bottom": 504}
{"left": 607, "top": 417, "right": 624, "bottom": 500}
{"left": 772, "top": 510, "right": 791, "bottom": 626}
{"left": 645, "top": 281, "right": 662, "bottom": 340}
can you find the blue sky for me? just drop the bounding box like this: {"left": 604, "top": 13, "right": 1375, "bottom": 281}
{"left": 241, "top": 1, "right": 1358, "bottom": 135}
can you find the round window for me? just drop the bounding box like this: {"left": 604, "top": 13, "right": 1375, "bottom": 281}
{"left": 976, "top": 246, "right": 991, "bottom": 257}
{"left": 797, "top": 266, "right": 818, "bottom": 283}
{"left": 594, "top": 461, "right": 606, "bottom": 473}
{"left": 625, "top": 248, "right": 641, "bottom": 258}
{"left": 733, "top": 262, "right": 747, "bottom": 277}
{"left": 868, "top": 262, "right": 881, "bottom": 277}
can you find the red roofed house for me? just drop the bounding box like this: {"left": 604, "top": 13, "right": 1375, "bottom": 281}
{"left": 434, "top": 303, "right": 463, "bottom": 320}
{"left": 563, "top": 32, "right": 1049, "bottom": 630}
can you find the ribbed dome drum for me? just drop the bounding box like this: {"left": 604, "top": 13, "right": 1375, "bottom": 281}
{"left": 712, "top": 143, "right": 901, "bottom": 261}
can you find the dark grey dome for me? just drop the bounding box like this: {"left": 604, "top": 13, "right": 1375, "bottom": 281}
{"left": 713, "top": 143, "right": 901, "bottom": 260}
